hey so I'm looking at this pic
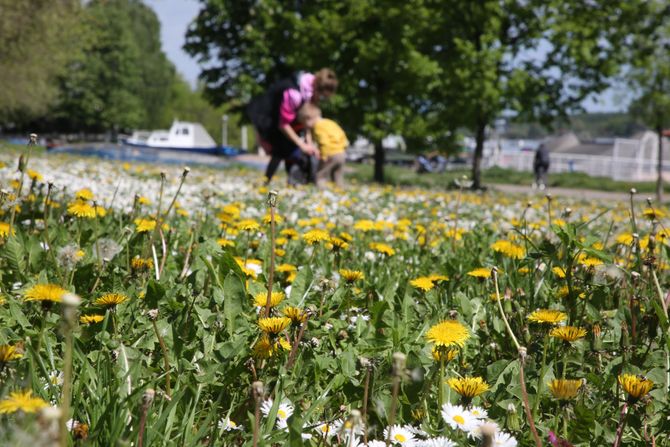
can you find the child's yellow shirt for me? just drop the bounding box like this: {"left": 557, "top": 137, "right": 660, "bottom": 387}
{"left": 313, "top": 118, "right": 348, "bottom": 159}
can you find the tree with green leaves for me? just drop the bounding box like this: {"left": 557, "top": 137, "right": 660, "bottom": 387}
{"left": 626, "top": 2, "right": 670, "bottom": 202}
{"left": 55, "top": 0, "right": 176, "bottom": 132}
{"left": 430, "top": 0, "right": 654, "bottom": 189}
{"left": 0, "top": 0, "right": 83, "bottom": 123}
{"left": 185, "top": 0, "right": 443, "bottom": 182}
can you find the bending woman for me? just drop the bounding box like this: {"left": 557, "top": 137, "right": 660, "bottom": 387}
{"left": 247, "top": 68, "right": 338, "bottom": 182}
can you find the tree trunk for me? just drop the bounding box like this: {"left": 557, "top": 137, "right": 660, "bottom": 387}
{"left": 373, "top": 139, "right": 385, "bottom": 183}
{"left": 472, "top": 120, "right": 486, "bottom": 190}
{"left": 657, "top": 125, "right": 664, "bottom": 203}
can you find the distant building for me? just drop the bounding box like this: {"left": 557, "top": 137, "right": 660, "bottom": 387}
{"left": 491, "top": 131, "right": 668, "bottom": 181}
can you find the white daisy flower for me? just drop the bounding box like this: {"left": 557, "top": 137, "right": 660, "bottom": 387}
{"left": 368, "top": 441, "right": 388, "bottom": 447}
{"left": 469, "top": 406, "right": 488, "bottom": 419}
{"left": 217, "top": 417, "right": 242, "bottom": 431}
{"left": 260, "top": 398, "right": 293, "bottom": 429}
{"left": 441, "top": 403, "right": 478, "bottom": 432}
{"left": 332, "top": 418, "right": 365, "bottom": 438}
{"left": 44, "top": 370, "right": 64, "bottom": 389}
{"left": 66, "top": 419, "right": 78, "bottom": 431}
{"left": 314, "top": 421, "right": 337, "bottom": 438}
{"left": 493, "top": 431, "right": 518, "bottom": 447}
{"left": 383, "top": 424, "right": 416, "bottom": 445}
{"left": 406, "top": 425, "right": 429, "bottom": 438}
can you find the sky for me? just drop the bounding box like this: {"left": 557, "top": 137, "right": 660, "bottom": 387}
{"left": 144, "top": 0, "right": 202, "bottom": 87}
{"left": 145, "top": 0, "right": 624, "bottom": 113}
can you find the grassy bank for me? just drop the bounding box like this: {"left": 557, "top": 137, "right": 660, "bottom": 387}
{"left": 348, "top": 163, "right": 658, "bottom": 193}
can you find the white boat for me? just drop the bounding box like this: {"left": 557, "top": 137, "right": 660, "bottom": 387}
{"left": 124, "top": 120, "right": 223, "bottom": 154}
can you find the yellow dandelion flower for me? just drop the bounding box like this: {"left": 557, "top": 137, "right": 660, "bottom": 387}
{"left": 340, "top": 269, "right": 364, "bottom": 283}
{"left": 431, "top": 346, "right": 458, "bottom": 362}
{"left": 467, "top": 267, "right": 492, "bottom": 279}
{"left": 642, "top": 208, "right": 666, "bottom": 220}
{"left": 237, "top": 219, "right": 260, "bottom": 232}
{"left": 75, "top": 188, "right": 94, "bottom": 201}
{"left": 618, "top": 374, "right": 654, "bottom": 401}
{"left": 280, "top": 228, "right": 299, "bottom": 239}
{"left": 176, "top": 208, "right": 189, "bottom": 217}
{"left": 552, "top": 267, "right": 566, "bottom": 278}
{"left": 94, "top": 293, "right": 128, "bottom": 307}
{"left": 490, "top": 240, "right": 526, "bottom": 259}
{"left": 427, "top": 274, "right": 449, "bottom": 282}
{"left": 369, "top": 242, "right": 395, "bottom": 256}
{"left": 134, "top": 218, "right": 157, "bottom": 233}
{"left": 0, "top": 345, "right": 23, "bottom": 362}
{"left": 138, "top": 196, "right": 152, "bottom": 205}
{"left": 615, "top": 233, "right": 634, "bottom": 245}
{"left": 329, "top": 237, "right": 349, "bottom": 250}
{"left": 68, "top": 200, "right": 96, "bottom": 218}
{"left": 253, "top": 291, "right": 285, "bottom": 308}
{"left": 282, "top": 306, "right": 307, "bottom": 324}
{"left": 0, "top": 390, "right": 48, "bottom": 414}
{"left": 252, "top": 335, "right": 291, "bottom": 359}
{"left": 276, "top": 264, "right": 297, "bottom": 274}
{"left": 262, "top": 213, "right": 284, "bottom": 225}
{"left": 0, "top": 222, "right": 15, "bottom": 238}
{"left": 131, "top": 257, "right": 154, "bottom": 271}
{"left": 447, "top": 376, "right": 489, "bottom": 398}
{"left": 27, "top": 169, "right": 43, "bottom": 181}
{"left": 410, "top": 277, "right": 435, "bottom": 292}
{"left": 354, "top": 220, "right": 375, "bottom": 232}
{"left": 24, "top": 284, "right": 66, "bottom": 303}
{"left": 220, "top": 204, "right": 241, "bottom": 219}
{"left": 548, "top": 379, "right": 583, "bottom": 400}
{"left": 577, "top": 253, "right": 603, "bottom": 268}
{"left": 527, "top": 309, "right": 567, "bottom": 325}
{"left": 550, "top": 326, "right": 587, "bottom": 342}
{"left": 79, "top": 315, "right": 104, "bottom": 324}
{"left": 258, "top": 317, "right": 291, "bottom": 335}
{"left": 340, "top": 232, "right": 353, "bottom": 242}
{"left": 217, "top": 238, "right": 235, "bottom": 248}
{"left": 302, "top": 229, "right": 330, "bottom": 245}
{"left": 426, "top": 320, "right": 470, "bottom": 349}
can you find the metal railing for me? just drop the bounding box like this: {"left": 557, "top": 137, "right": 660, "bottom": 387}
{"left": 490, "top": 151, "right": 670, "bottom": 181}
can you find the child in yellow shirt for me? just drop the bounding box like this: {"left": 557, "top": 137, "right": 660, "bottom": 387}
{"left": 299, "top": 103, "right": 348, "bottom": 188}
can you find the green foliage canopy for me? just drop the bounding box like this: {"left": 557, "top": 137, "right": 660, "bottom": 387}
{"left": 0, "top": 0, "right": 82, "bottom": 122}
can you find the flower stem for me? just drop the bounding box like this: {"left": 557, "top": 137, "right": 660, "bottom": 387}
{"left": 518, "top": 350, "right": 543, "bottom": 447}
{"left": 252, "top": 381, "right": 264, "bottom": 447}
{"left": 533, "top": 334, "right": 549, "bottom": 417}
{"left": 265, "top": 191, "right": 278, "bottom": 318}
{"left": 152, "top": 319, "right": 171, "bottom": 398}
{"left": 362, "top": 365, "right": 371, "bottom": 444}
{"left": 493, "top": 269, "right": 541, "bottom": 447}
{"left": 286, "top": 317, "right": 308, "bottom": 370}
{"left": 438, "top": 357, "right": 445, "bottom": 410}
{"left": 136, "top": 389, "right": 155, "bottom": 447}
{"left": 612, "top": 402, "right": 629, "bottom": 447}
{"left": 59, "top": 300, "right": 77, "bottom": 447}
